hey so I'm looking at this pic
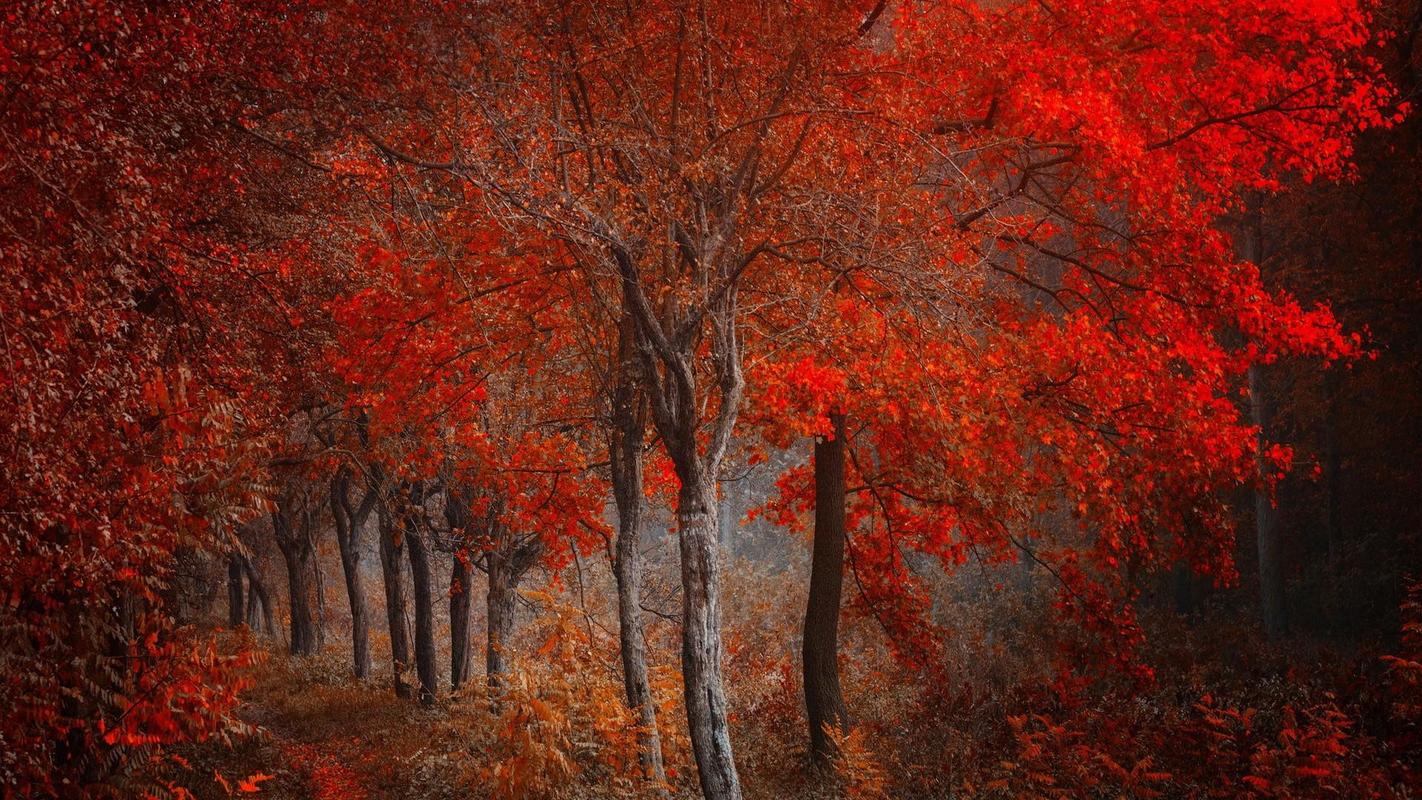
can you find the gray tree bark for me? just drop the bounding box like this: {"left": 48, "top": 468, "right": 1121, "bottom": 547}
{"left": 377, "top": 499, "right": 413, "bottom": 699}
{"left": 443, "top": 486, "right": 476, "bottom": 692}
{"left": 450, "top": 554, "right": 474, "bottom": 691}
{"left": 241, "top": 555, "right": 274, "bottom": 635}
{"left": 615, "top": 246, "right": 744, "bottom": 800}
{"left": 609, "top": 345, "right": 668, "bottom": 788}
{"left": 675, "top": 473, "right": 739, "bottom": 800}
{"left": 273, "top": 497, "right": 320, "bottom": 656}
{"left": 331, "top": 466, "right": 377, "bottom": 680}
{"left": 486, "top": 533, "right": 541, "bottom": 692}
{"left": 406, "top": 522, "right": 439, "bottom": 706}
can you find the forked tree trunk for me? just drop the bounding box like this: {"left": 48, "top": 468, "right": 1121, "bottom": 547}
{"left": 609, "top": 333, "right": 667, "bottom": 788}
{"left": 804, "top": 413, "right": 848, "bottom": 764}
{"left": 274, "top": 506, "right": 319, "bottom": 656}
{"left": 406, "top": 524, "right": 439, "bottom": 706}
{"left": 486, "top": 534, "right": 542, "bottom": 692}
{"left": 227, "top": 555, "right": 245, "bottom": 628}
{"left": 450, "top": 554, "right": 474, "bottom": 691}
{"left": 675, "top": 471, "right": 739, "bottom": 800}
{"left": 612, "top": 234, "right": 743, "bottom": 800}
{"left": 331, "top": 467, "right": 375, "bottom": 680}
{"left": 378, "top": 505, "right": 413, "bottom": 699}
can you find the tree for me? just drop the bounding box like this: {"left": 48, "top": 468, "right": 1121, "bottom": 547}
{"left": 376, "top": 479, "right": 415, "bottom": 700}
{"left": 1, "top": 0, "right": 1402, "bottom": 794}
{"left": 273, "top": 485, "right": 324, "bottom": 657}
{"left": 328, "top": 459, "right": 380, "bottom": 678}
{"left": 334, "top": 1, "right": 1395, "bottom": 794}
{"left": 804, "top": 413, "right": 850, "bottom": 764}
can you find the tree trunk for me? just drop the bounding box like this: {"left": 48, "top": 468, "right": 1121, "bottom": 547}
{"left": 612, "top": 236, "right": 744, "bottom": 799}
{"left": 378, "top": 505, "right": 413, "bottom": 699}
{"left": 486, "top": 549, "right": 517, "bottom": 691}
{"left": 242, "top": 555, "right": 274, "bottom": 635}
{"left": 227, "top": 555, "right": 245, "bottom": 629}
{"left": 676, "top": 474, "right": 740, "bottom": 800}
{"left": 311, "top": 527, "right": 327, "bottom": 650}
{"left": 278, "top": 540, "right": 318, "bottom": 655}
{"left": 450, "top": 554, "right": 474, "bottom": 691}
{"left": 1250, "top": 362, "right": 1286, "bottom": 639}
{"left": 610, "top": 360, "right": 668, "bottom": 787}
{"left": 444, "top": 487, "right": 476, "bottom": 692}
{"left": 274, "top": 506, "right": 319, "bottom": 656}
{"left": 331, "top": 468, "right": 374, "bottom": 680}
{"left": 406, "top": 524, "right": 439, "bottom": 706}
{"left": 804, "top": 413, "right": 848, "bottom": 764}
{"left": 1323, "top": 368, "right": 1342, "bottom": 563}
{"left": 1172, "top": 562, "right": 1198, "bottom": 617}
{"left": 1240, "top": 204, "right": 1285, "bottom": 640}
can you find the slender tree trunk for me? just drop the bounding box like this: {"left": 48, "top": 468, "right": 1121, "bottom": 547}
{"left": 227, "top": 555, "right": 245, "bottom": 628}
{"left": 1250, "top": 362, "right": 1286, "bottom": 639}
{"left": 610, "top": 362, "right": 667, "bottom": 788}
{"left": 378, "top": 505, "right": 413, "bottom": 699}
{"left": 1172, "top": 562, "right": 1198, "bottom": 617}
{"left": 450, "top": 554, "right": 474, "bottom": 691}
{"left": 804, "top": 413, "right": 848, "bottom": 764}
{"left": 676, "top": 473, "right": 740, "bottom": 800}
{"left": 242, "top": 556, "right": 274, "bottom": 635}
{"left": 1240, "top": 204, "right": 1285, "bottom": 640}
{"left": 406, "top": 525, "right": 439, "bottom": 706}
{"left": 1323, "top": 368, "right": 1342, "bottom": 563}
{"left": 444, "top": 488, "right": 476, "bottom": 692}
{"left": 311, "top": 528, "right": 327, "bottom": 650}
{"left": 331, "top": 469, "right": 374, "bottom": 680}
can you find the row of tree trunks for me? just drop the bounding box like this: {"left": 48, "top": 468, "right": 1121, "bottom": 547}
{"left": 239, "top": 418, "right": 851, "bottom": 790}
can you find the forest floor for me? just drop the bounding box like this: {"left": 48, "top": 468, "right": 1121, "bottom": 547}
{"left": 174, "top": 648, "right": 480, "bottom": 800}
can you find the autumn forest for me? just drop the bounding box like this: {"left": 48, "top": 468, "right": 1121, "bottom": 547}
{"left": 4, "top": 1, "right": 1422, "bottom": 798}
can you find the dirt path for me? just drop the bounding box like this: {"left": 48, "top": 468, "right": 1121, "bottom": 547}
{"left": 174, "top": 656, "right": 469, "bottom": 799}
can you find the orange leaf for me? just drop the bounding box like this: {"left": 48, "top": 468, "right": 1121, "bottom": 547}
{"left": 238, "top": 773, "right": 275, "bottom": 793}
